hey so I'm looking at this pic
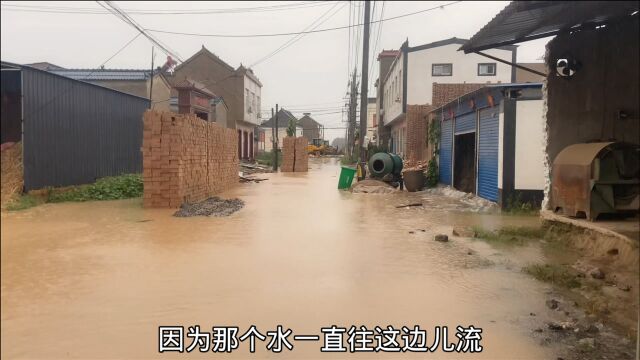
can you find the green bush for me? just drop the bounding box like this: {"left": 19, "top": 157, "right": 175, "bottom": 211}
{"left": 425, "top": 157, "right": 438, "bottom": 187}
{"left": 48, "top": 174, "right": 143, "bottom": 203}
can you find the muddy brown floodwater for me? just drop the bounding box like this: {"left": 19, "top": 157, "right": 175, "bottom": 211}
{"left": 2, "top": 158, "right": 569, "bottom": 359}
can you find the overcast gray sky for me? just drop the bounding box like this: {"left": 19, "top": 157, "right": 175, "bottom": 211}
{"left": 1, "top": 1, "right": 550, "bottom": 141}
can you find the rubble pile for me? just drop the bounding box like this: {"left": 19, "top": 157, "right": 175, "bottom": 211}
{"left": 173, "top": 197, "right": 244, "bottom": 217}
{"left": 402, "top": 159, "right": 428, "bottom": 172}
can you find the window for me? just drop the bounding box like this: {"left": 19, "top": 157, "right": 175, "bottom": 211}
{"left": 432, "top": 63, "right": 452, "bottom": 76}
{"left": 245, "top": 89, "right": 250, "bottom": 111}
{"left": 478, "top": 63, "right": 496, "bottom": 76}
{"left": 250, "top": 91, "right": 256, "bottom": 113}
{"left": 257, "top": 96, "right": 261, "bottom": 118}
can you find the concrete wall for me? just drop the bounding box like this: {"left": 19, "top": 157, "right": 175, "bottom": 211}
{"left": 142, "top": 110, "right": 238, "bottom": 208}
{"left": 543, "top": 18, "right": 640, "bottom": 207}
{"left": 515, "top": 99, "right": 545, "bottom": 190}
{"left": 406, "top": 44, "right": 512, "bottom": 105}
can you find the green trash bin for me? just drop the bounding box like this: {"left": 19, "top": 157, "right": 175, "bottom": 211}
{"left": 338, "top": 166, "right": 357, "bottom": 189}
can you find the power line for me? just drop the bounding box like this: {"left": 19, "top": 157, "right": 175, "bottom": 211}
{"left": 98, "top": 1, "right": 184, "bottom": 62}
{"left": 145, "top": 2, "right": 463, "bottom": 38}
{"left": 0, "top": 2, "right": 336, "bottom": 15}
{"left": 249, "top": 2, "right": 345, "bottom": 67}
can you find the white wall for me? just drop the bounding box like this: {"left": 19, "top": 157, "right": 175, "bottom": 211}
{"left": 366, "top": 102, "right": 376, "bottom": 143}
{"left": 515, "top": 100, "right": 545, "bottom": 190}
{"left": 406, "top": 44, "right": 513, "bottom": 105}
{"left": 382, "top": 53, "right": 404, "bottom": 125}
{"left": 243, "top": 75, "right": 261, "bottom": 125}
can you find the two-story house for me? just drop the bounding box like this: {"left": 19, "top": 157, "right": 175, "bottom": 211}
{"left": 170, "top": 46, "right": 262, "bottom": 160}
{"left": 379, "top": 38, "right": 516, "bottom": 157}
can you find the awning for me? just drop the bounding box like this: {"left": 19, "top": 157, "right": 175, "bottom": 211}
{"left": 460, "top": 1, "right": 639, "bottom": 53}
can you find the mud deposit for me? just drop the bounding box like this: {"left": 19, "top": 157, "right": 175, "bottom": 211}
{"left": 173, "top": 197, "right": 244, "bottom": 217}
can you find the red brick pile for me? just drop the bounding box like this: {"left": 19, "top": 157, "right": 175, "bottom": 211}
{"left": 280, "top": 136, "right": 308, "bottom": 172}
{"left": 142, "top": 110, "right": 238, "bottom": 208}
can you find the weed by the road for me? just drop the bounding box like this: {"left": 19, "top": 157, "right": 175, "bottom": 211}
{"left": 6, "top": 194, "right": 40, "bottom": 211}
{"left": 522, "top": 263, "right": 581, "bottom": 289}
{"left": 7, "top": 174, "right": 143, "bottom": 211}
{"left": 48, "top": 174, "right": 142, "bottom": 202}
{"left": 504, "top": 193, "right": 539, "bottom": 216}
{"left": 256, "top": 150, "right": 281, "bottom": 167}
{"left": 472, "top": 225, "right": 545, "bottom": 245}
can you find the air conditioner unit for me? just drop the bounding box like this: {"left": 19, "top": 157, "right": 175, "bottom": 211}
{"left": 395, "top": 97, "right": 400, "bottom": 102}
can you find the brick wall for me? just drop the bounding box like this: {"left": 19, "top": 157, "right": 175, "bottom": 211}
{"left": 432, "top": 83, "right": 486, "bottom": 108}
{"left": 281, "top": 136, "right": 308, "bottom": 172}
{"left": 142, "top": 110, "right": 238, "bottom": 208}
{"left": 405, "top": 105, "right": 433, "bottom": 164}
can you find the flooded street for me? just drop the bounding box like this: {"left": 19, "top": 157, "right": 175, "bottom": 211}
{"left": 2, "top": 158, "right": 561, "bottom": 359}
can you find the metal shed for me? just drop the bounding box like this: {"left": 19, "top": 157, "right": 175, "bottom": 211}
{"left": 435, "top": 83, "right": 544, "bottom": 206}
{"left": 1, "top": 62, "right": 150, "bottom": 190}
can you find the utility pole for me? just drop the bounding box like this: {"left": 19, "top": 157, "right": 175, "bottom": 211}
{"left": 359, "top": 0, "right": 371, "bottom": 164}
{"left": 148, "top": 46, "right": 154, "bottom": 109}
{"left": 274, "top": 104, "right": 279, "bottom": 171}
{"left": 348, "top": 70, "right": 357, "bottom": 158}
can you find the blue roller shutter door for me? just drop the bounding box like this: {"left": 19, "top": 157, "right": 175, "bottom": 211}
{"left": 454, "top": 112, "right": 476, "bottom": 134}
{"left": 439, "top": 119, "right": 453, "bottom": 185}
{"left": 477, "top": 107, "right": 499, "bottom": 201}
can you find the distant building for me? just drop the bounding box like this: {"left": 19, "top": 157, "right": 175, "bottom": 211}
{"left": 170, "top": 46, "right": 262, "bottom": 160}
{"left": 297, "top": 113, "right": 321, "bottom": 142}
{"left": 260, "top": 109, "right": 301, "bottom": 152}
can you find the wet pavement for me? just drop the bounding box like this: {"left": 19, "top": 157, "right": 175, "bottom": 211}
{"left": 2, "top": 158, "right": 562, "bottom": 359}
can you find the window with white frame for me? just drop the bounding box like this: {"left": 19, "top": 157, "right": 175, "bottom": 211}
{"left": 250, "top": 91, "right": 256, "bottom": 113}
{"left": 432, "top": 63, "right": 453, "bottom": 76}
{"left": 478, "top": 63, "right": 497, "bottom": 76}
{"left": 245, "top": 89, "right": 250, "bottom": 111}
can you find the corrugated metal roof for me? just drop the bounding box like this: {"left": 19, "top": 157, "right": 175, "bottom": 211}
{"left": 49, "top": 69, "right": 150, "bottom": 81}
{"left": 461, "top": 1, "right": 639, "bottom": 53}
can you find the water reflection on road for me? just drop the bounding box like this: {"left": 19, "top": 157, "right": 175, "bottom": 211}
{"left": 1, "top": 157, "right": 555, "bottom": 358}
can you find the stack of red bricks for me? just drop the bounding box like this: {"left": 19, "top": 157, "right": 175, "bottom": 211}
{"left": 294, "top": 137, "right": 308, "bottom": 172}
{"left": 142, "top": 110, "right": 238, "bottom": 208}
{"left": 280, "top": 136, "right": 308, "bottom": 172}
{"left": 281, "top": 137, "right": 296, "bottom": 172}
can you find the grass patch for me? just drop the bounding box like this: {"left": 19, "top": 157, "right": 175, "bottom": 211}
{"left": 7, "top": 174, "right": 143, "bottom": 211}
{"left": 48, "top": 174, "right": 142, "bottom": 202}
{"left": 6, "top": 194, "right": 41, "bottom": 211}
{"left": 255, "top": 150, "right": 281, "bottom": 167}
{"left": 503, "top": 194, "right": 540, "bottom": 216}
{"left": 522, "top": 263, "right": 581, "bottom": 289}
{"left": 471, "top": 225, "right": 545, "bottom": 245}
